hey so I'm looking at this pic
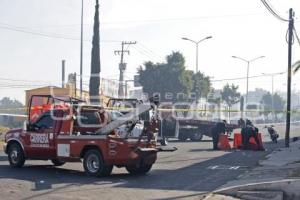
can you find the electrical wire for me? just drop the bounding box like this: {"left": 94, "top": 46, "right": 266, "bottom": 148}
{"left": 0, "top": 77, "right": 57, "bottom": 84}
{"left": 260, "top": 0, "right": 289, "bottom": 22}
{"left": 131, "top": 45, "right": 158, "bottom": 61}
{"left": 137, "top": 43, "right": 165, "bottom": 60}
{"left": 294, "top": 27, "right": 300, "bottom": 46}
{"left": 286, "top": 27, "right": 295, "bottom": 44}
{"left": 0, "top": 23, "right": 120, "bottom": 43}
{"left": 211, "top": 71, "right": 286, "bottom": 82}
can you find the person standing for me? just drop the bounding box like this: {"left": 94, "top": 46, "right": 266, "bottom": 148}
{"left": 211, "top": 121, "right": 226, "bottom": 150}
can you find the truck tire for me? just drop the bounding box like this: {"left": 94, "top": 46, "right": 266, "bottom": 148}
{"left": 83, "top": 149, "right": 113, "bottom": 177}
{"left": 190, "top": 132, "right": 203, "bottom": 141}
{"left": 125, "top": 163, "right": 152, "bottom": 175}
{"left": 51, "top": 159, "right": 66, "bottom": 166}
{"left": 8, "top": 143, "right": 25, "bottom": 168}
{"left": 178, "top": 132, "right": 188, "bottom": 141}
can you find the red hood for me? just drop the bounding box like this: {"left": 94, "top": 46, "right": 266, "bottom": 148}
{"left": 6, "top": 128, "right": 22, "bottom": 134}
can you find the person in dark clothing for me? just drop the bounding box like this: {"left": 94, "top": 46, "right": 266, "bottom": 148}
{"left": 241, "top": 119, "right": 263, "bottom": 150}
{"left": 211, "top": 121, "right": 226, "bottom": 150}
{"left": 238, "top": 118, "right": 246, "bottom": 128}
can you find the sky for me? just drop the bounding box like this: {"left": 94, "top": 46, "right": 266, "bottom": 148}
{"left": 0, "top": 0, "right": 300, "bottom": 104}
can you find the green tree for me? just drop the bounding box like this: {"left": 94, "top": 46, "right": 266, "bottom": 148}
{"left": 138, "top": 51, "right": 211, "bottom": 102}
{"left": 273, "top": 93, "right": 285, "bottom": 120}
{"left": 221, "top": 84, "right": 240, "bottom": 119}
{"left": 261, "top": 92, "right": 272, "bottom": 118}
{"left": 293, "top": 60, "right": 300, "bottom": 74}
{"left": 207, "top": 88, "right": 223, "bottom": 119}
{"left": 138, "top": 52, "right": 189, "bottom": 101}
{"left": 192, "top": 72, "right": 211, "bottom": 99}
{"left": 261, "top": 92, "right": 285, "bottom": 120}
{"left": 89, "top": 0, "right": 101, "bottom": 104}
{"left": 0, "top": 97, "right": 24, "bottom": 128}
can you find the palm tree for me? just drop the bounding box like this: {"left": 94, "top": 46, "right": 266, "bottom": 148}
{"left": 293, "top": 61, "right": 300, "bottom": 74}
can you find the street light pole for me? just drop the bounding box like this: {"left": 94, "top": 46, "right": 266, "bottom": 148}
{"left": 262, "top": 72, "right": 284, "bottom": 122}
{"left": 246, "top": 61, "right": 250, "bottom": 105}
{"left": 232, "top": 56, "right": 265, "bottom": 106}
{"left": 196, "top": 44, "right": 199, "bottom": 73}
{"left": 182, "top": 36, "right": 212, "bottom": 73}
{"left": 80, "top": 0, "right": 84, "bottom": 99}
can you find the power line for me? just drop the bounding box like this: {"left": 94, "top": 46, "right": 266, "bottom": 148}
{"left": 0, "top": 13, "right": 264, "bottom": 31}
{"left": 211, "top": 71, "right": 286, "bottom": 82}
{"left": 0, "top": 77, "right": 62, "bottom": 85}
{"left": 294, "top": 27, "right": 300, "bottom": 46}
{"left": 260, "top": 0, "right": 289, "bottom": 22}
{"left": 132, "top": 45, "right": 158, "bottom": 61}
{"left": 138, "top": 43, "right": 165, "bottom": 60}
{"left": 0, "top": 23, "right": 120, "bottom": 43}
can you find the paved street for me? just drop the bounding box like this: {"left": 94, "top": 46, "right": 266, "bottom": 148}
{"left": 0, "top": 136, "right": 283, "bottom": 200}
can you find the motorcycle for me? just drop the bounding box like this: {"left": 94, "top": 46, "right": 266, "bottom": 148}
{"left": 264, "top": 125, "right": 279, "bottom": 143}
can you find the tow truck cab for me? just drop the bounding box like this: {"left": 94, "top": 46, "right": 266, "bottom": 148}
{"left": 4, "top": 95, "right": 160, "bottom": 176}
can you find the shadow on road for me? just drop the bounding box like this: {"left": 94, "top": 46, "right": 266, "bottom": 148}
{"left": 169, "top": 139, "right": 212, "bottom": 143}
{"left": 0, "top": 140, "right": 284, "bottom": 199}
{"left": 0, "top": 155, "right": 7, "bottom": 161}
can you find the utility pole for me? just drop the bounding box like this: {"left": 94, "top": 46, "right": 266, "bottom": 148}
{"left": 80, "top": 0, "right": 84, "bottom": 99}
{"left": 114, "top": 41, "right": 136, "bottom": 98}
{"left": 285, "top": 8, "right": 294, "bottom": 148}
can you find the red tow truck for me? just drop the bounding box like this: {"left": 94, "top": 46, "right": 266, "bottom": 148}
{"left": 3, "top": 95, "right": 173, "bottom": 176}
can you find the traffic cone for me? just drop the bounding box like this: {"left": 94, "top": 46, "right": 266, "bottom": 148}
{"left": 249, "top": 133, "right": 264, "bottom": 150}
{"left": 218, "top": 134, "right": 231, "bottom": 150}
{"left": 233, "top": 133, "right": 242, "bottom": 149}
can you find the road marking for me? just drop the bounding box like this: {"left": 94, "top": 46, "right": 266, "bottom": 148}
{"left": 207, "top": 165, "right": 247, "bottom": 170}
{"left": 229, "top": 166, "right": 240, "bottom": 170}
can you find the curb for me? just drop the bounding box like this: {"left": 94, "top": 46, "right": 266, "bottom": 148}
{"left": 213, "top": 179, "right": 300, "bottom": 199}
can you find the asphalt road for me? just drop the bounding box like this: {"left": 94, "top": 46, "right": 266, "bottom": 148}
{"left": 0, "top": 136, "right": 283, "bottom": 200}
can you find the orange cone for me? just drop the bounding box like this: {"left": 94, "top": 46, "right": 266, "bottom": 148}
{"left": 218, "top": 134, "right": 231, "bottom": 150}
{"left": 233, "top": 133, "right": 242, "bottom": 149}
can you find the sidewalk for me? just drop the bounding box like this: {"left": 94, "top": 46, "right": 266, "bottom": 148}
{"left": 204, "top": 140, "right": 300, "bottom": 200}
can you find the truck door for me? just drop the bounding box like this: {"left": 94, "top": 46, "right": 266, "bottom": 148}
{"left": 25, "top": 111, "right": 56, "bottom": 158}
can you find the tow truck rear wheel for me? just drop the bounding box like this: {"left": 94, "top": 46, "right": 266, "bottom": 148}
{"left": 8, "top": 143, "right": 25, "bottom": 168}
{"left": 51, "top": 159, "right": 66, "bottom": 166}
{"left": 190, "top": 132, "right": 203, "bottom": 141}
{"left": 83, "top": 149, "right": 113, "bottom": 177}
{"left": 125, "top": 163, "right": 152, "bottom": 175}
{"left": 178, "top": 132, "right": 188, "bottom": 141}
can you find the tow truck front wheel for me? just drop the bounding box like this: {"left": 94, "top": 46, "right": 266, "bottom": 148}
{"left": 8, "top": 143, "right": 25, "bottom": 168}
{"left": 126, "top": 163, "right": 152, "bottom": 175}
{"left": 83, "top": 149, "right": 113, "bottom": 177}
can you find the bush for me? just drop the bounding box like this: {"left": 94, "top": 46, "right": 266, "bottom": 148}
{"left": 0, "top": 126, "right": 9, "bottom": 138}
